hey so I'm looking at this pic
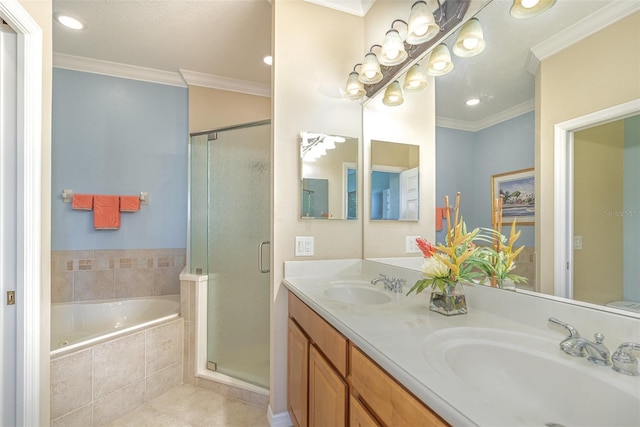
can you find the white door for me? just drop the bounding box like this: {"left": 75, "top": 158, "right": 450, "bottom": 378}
{"left": 400, "top": 167, "right": 419, "bottom": 220}
{"left": 0, "top": 22, "right": 18, "bottom": 427}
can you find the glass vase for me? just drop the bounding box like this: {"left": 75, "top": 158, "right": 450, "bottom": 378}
{"left": 429, "top": 282, "right": 467, "bottom": 316}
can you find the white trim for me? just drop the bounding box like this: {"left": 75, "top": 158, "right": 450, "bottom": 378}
{"left": 180, "top": 69, "right": 271, "bottom": 97}
{"left": 303, "top": 0, "right": 375, "bottom": 17}
{"left": 553, "top": 99, "right": 640, "bottom": 299}
{"left": 436, "top": 99, "right": 535, "bottom": 132}
{"left": 342, "top": 161, "right": 356, "bottom": 220}
{"left": 268, "top": 406, "right": 293, "bottom": 427}
{"left": 53, "top": 53, "right": 188, "bottom": 87}
{"left": 527, "top": 0, "right": 640, "bottom": 74}
{"left": 0, "top": 0, "right": 42, "bottom": 425}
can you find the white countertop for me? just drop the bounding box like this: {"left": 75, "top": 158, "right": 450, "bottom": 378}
{"left": 283, "top": 259, "right": 640, "bottom": 427}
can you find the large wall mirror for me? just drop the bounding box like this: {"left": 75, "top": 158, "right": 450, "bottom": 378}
{"left": 300, "top": 132, "right": 358, "bottom": 219}
{"left": 371, "top": 140, "right": 419, "bottom": 221}
{"left": 368, "top": 0, "right": 640, "bottom": 316}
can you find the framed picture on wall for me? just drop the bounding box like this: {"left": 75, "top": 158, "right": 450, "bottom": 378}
{"left": 491, "top": 168, "right": 535, "bottom": 226}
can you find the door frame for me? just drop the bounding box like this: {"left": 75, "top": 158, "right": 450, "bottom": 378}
{"left": 553, "top": 99, "right": 640, "bottom": 299}
{"left": 0, "top": 1, "right": 43, "bottom": 424}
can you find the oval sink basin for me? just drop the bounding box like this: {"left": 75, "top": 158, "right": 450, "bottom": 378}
{"left": 423, "top": 327, "right": 640, "bottom": 426}
{"left": 324, "top": 286, "right": 391, "bottom": 305}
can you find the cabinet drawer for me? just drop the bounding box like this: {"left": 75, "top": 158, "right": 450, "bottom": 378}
{"left": 350, "top": 345, "right": 449, "bottom": 427}
{"left": 288, "top": 292, "right": 348, "bottom": 376}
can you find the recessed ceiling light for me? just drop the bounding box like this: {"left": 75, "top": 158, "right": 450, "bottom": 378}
{"left": 263, "top": 55, "right": 272, "bottom": 66}
{"left": 466, "top": 98, "right": 480, "bottom": 106}
{"left": 56, "top": 14, "right": 85, "bottom": 30}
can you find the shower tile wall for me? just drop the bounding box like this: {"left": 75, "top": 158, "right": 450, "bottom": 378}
{"left": 51, "top": 248, "right": 185, "bottom": 302}
{"left": 50, "top": 318, "right": 183, "bottom": 426}
{"left": 513, "top": 247, "right": 536, "bottom": 291}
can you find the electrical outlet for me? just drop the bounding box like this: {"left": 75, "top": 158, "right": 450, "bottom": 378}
{"left": 295, "top": 236, "right": 314, "bottom": 256}
{"left": 406, "top": 236, "right": 421, "bottom": 254}
{"left": 573, "top": 235, "right": 583, "bottom": 250}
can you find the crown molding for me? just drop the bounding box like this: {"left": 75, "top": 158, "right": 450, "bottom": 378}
{"left": 53, "top": 53, "right": 188, "bottom": 87}
{"left": 179, "top": 69, "right": 271, "bottom": 97}
{"left": 526, "top": 0, "right": 640, "bottom": 75}
{"left": 437, "top": 99, "right": 535, "bottom": 132}
{"left": 304, "top": 0, "right": 376, "bottom": 17}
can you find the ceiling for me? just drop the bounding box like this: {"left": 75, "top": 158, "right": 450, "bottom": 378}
{"left": 52, "top": 0, "right": 637, "bottom": 127}
{"left": 52, "top": 0, "right": 273, "bottom": 86}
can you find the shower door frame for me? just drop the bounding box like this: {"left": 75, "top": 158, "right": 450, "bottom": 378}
{"left": 187, "top": 120, "right": 271, "bottom": 395}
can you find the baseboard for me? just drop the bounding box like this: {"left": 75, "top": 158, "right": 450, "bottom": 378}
{"left": 267, "top": 405, "right": 292, "bottom": 427}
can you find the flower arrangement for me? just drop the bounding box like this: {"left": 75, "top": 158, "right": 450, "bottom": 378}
{"left": 479, "top": 195, "right": 528, "bottom": 287}
{"left": 406, "top": 193, "right": 489, "bottom": 296}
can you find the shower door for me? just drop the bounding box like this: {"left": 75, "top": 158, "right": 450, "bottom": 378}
{"left": 206, "top": 122, "right": 270, "bottom": 389}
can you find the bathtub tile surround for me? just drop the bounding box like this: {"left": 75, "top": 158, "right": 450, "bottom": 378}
{"left": 52, "top": 248, "right": 185, "bottom": 303}
{"left": 179, "top": 276, "right": 270, "bottom": 409}
{"left": 50, "top": 317, "right": 183, "bottom": 426}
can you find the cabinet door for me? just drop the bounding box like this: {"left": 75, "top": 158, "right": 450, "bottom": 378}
{"left": 349, "top": 395, "right": 381, "bottom": 427}
{"left": 288, "top": 318, "right": 309, "bottom": 427}
{"left": 308, "top": 345, "right": 347, "bottom": 427}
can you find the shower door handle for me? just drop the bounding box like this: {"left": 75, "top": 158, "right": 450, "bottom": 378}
{"left": 259, "top": 240, "right": 270, "bottom": 273}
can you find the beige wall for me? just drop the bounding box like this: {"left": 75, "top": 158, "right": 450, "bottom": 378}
{"left": 537, "top": 11, "right": 640, "bottom": 294}
{"left": 188, "top": 86, "right": 270, "bottom": 133}
{"left": 573, "top": 121, "right": 624, "bottom": 305}
{"left": 17, "top": 0, "right": 53, "bottom": 421}
{"left": 271, "top": 0, "right": 363, "bottom": 414}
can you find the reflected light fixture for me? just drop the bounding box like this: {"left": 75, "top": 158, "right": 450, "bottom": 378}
{"left": 403, "top": 64, "right": 428, "bottom": 92}
{"left": 406, "top": 0, "right": 441, "bottom": 45}
{"left": 466, "top": 98, "right": 480, "bottom": 106}
{"left": 510, "top": 0, "right": 556, "bottom": 19}
{"left": 345, "top": 64, "right": 366, "bottom": 100}
{"left": 426, "top": 44, "right": 454, "bottom": 76}
{"left": 358, "top": 46, "right": 384, "bottom": 85}
{"left": 452, "top": 18, "right": 486, "bottom": 58}
{"left": 56, "top": 14, "right": 85, "bottom": 30}
{"left": 382, "top": 81, "right": 404, "bottom": 106}
{"left": 380, "top": 20, "right": 408, "bottom": 66}
{"left": 263, "top": 55, "right": 273, "bottom": 66}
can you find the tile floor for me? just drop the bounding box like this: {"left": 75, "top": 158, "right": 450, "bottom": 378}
{"left": 105, "top": 384, "right": 269, "bottom": 426}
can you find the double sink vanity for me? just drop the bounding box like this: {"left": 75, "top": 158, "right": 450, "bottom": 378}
{"left": 283, "top": 259, "right": 640, "bottom": 426}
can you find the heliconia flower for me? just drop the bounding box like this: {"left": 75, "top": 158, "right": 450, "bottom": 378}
{"left": 416, "top": 237, "right": 437, "bottom": 258}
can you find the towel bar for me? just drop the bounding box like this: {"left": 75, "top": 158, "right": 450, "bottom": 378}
{"left": 62, "top": 190, "right": 149, "bottom": 204}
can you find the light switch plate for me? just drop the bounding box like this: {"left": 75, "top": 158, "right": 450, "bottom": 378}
{"left": 573, "top": 235, "right": 583, "bottom": 250}
{"left": 406, "top": 236, "right": 421, "bottom": 254}
{"left": 295, "top": 236, "right": 314, "bottom": 256}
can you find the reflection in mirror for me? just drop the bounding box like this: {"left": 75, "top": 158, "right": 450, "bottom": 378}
{"left": 572, "top": 114, "right": 640, "bottom": 308}
{"left": 371, "top": 140, "right": 419, "bottom": 221}
{"left": 366, "top": 0, "right": 640, "bottom": 317}
{"left": 300, "top": 132, "right": 357, "bottom": 219}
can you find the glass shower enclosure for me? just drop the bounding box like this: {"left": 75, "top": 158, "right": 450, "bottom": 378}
{"left": 189, "top": 121, "right": 270, "bottom": 389}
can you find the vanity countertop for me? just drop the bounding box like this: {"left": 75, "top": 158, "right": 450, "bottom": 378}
{"left": 282, "top": 260, "right": 640, "bottom": 427}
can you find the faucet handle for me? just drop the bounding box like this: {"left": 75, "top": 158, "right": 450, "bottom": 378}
{"left": 548, "top": 317, "right": 581, "bottom": 338}
{"left": 612, "top": 342, "right": 640, "bottom": 376}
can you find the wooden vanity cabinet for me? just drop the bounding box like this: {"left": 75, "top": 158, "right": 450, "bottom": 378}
{"left": 350, "top": 345, "right": 449, "bottom": 427}
{"left": 288, "top": 292, "right": 348, "bottom": 427}
{"left": 287, "top": 291, "right": 448, "bottom": 427}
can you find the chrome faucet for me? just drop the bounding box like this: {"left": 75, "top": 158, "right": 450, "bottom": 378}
{"left": 371, "top": 274, "right": 405, "bottom": 293}
{"left": 612, "top": 342, "right": 640, "bottom": 376}
{"left": 548, "top": 317, "right": 611, "bottom": 365}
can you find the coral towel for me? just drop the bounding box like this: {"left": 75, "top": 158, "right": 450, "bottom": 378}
{"left": 71, "top": 194, "right": 93, "bottom": 210}
{"left": 93, "top": 195, "right": 121, "bottom": 229}
{"left": 435, "top": 207, "right": 450, "bottom": 231}
{"left": 120, "top": 195, "right": 140, "bottom": 212}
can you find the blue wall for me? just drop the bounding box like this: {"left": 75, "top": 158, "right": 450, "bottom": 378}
{"left": 52, "top": 69, "right": 188, "bottom": 250}
{"left": 436, "top": 111, "right": 535, "bottom": 247}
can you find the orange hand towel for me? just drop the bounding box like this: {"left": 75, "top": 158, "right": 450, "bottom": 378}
{"left": 120, "top": 195, "right": 140, "bottom": 212}
{"left": 93, "top": 195, "right": 121, "bottom": 229}
{"left": 435, "top": 207, "right": 450, "bottom": 231}
{"left": 71, "top": 194, "right": 94, "bottom": 210}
